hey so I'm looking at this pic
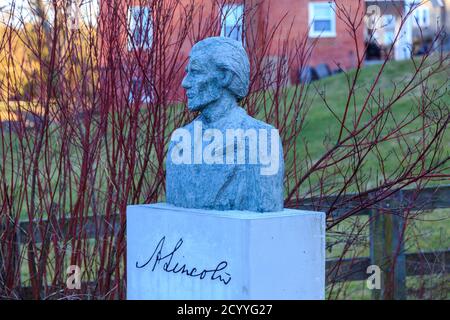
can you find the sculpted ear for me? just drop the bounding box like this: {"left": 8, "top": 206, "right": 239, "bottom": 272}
{"left": 218, "top": 68, "right": 233, "bottom": 89}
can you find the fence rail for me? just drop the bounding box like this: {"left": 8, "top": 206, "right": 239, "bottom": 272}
{"left": 326, "top": 250, "right": 449, "bottom": 282}
{"left": 291, "top": 185, "right": 450, "bottom": 299}
{"left": 286, "top": 184, "right": 450, "bottom": 217}
{"left": 2, "top": 185, "right": 450, "bottom": 299}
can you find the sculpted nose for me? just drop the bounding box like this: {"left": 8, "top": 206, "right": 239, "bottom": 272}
{"left": 182, "top": 75, "right": 191, "bottom": 89}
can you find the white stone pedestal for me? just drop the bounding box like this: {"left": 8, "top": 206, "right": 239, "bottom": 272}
{"left": 127, "top": 203, "right": 325, "bottom": 300}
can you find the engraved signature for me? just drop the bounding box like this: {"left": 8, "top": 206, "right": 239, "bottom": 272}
{"left": 136, "top": 236, "right": 231, "bottom": 285}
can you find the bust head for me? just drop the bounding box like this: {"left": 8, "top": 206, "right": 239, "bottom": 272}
{"left": 181, "top": 37, "right": 250, "bottom": 112}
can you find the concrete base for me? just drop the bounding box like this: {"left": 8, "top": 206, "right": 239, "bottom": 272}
{"left": 127, "top": 203, "right": 325, "bottom": 300}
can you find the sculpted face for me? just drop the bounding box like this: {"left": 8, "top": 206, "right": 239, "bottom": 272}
{"left": 182, "top": 52, "right": 223, "bottom": 112}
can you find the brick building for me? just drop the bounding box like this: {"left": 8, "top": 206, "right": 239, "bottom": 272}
{"left": 99, "top": 0, "right": 366, "bottom": 103}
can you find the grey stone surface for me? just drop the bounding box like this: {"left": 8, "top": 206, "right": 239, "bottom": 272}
{"left": 314, "top": 63, "right": 331, "bottom": 80}
{"left": 166, "top": 37, "right": 284, "bottom": 212}
{"left": 299, "top": 66, "right": 318, "bottom": 84}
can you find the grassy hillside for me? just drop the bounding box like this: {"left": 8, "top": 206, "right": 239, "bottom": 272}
{"left": 295, "top": 58, "right": 449, "bottom": 187}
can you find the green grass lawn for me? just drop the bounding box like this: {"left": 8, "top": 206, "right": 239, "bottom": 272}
{"left": 288, "top": 57, "right": 449, "bottom": 191}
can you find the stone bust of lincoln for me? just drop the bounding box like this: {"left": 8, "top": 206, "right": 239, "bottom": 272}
{"left": 166, "top": 37, "right": 284, "bottom": 212}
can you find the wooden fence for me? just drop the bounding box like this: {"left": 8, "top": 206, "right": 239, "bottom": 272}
{"left": 289, "top": 184, "right": 450, "bottom": 300}
{"left": 2, "top": 185, "right": 449, "bottom": 299}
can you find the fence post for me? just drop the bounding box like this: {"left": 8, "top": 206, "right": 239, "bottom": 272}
{"left": 370, "top": 192, "right": 407, "bottom": 300}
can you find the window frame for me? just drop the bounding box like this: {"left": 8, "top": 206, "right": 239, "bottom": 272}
{"left": 421, "top": 7, "right": 430, "bottom": 27}
{"left": 127, "top": 6, "right": 153, "bottom": 51}
{"left": 308, "top": 1, "right": 337, "bottom": 38}
{"left": 382, "top": 14, "right": 396, "bottom": 45}
{"left": 414, "top": 5, "right": 430, "bottom": 28}
{"left": 220, "top": 3, "right": 245, "bottom": 43}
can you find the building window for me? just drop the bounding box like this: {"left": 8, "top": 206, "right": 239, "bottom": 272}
{"left": 128, "top": 6, "right": 152, "bottom": 50}
{"left": 220, "top": 4, "right": 244, "bottom": 42}
{"left": 308, "top": 2, "right": 336, "bottom": 38}
{"left": 382, "top": 15, "right": 396, "bottom": 45}
{"left": 414, "top": 6, "right": 430, "bottom": 27}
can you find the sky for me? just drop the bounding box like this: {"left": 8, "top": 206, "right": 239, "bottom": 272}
{"left": 0, "top": 0, "right": 99, "bottom": 27}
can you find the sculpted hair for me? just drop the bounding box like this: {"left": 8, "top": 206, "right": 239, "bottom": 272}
{"left": 192, "top": 37, "right": 250, "bottom": 100}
